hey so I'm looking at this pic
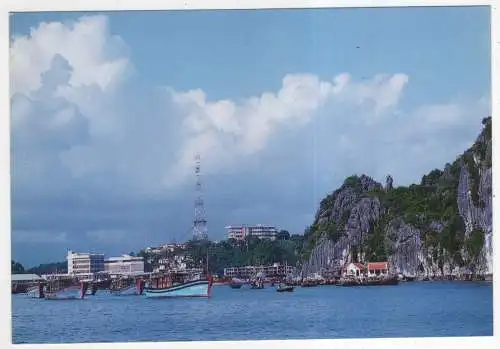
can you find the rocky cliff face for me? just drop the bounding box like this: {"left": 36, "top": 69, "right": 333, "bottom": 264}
{"left": 301, "top": 117, "right": 492, "bottom": 278}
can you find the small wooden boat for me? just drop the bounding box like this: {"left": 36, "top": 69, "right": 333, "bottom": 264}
{"left": 143, "top": 271, "right": 212, "bottom": 298}
{"left": 276, "top": 285, "right": 294, "bottom": 293}
{"left": 365, "top": 277, "right": 399, "bottom": 286}
{"left": 109, "top": 277, "right": 144, "bottom": 296}
{"left": 44, "top": 279, "right": 89, "bottom": 300}
{"left": 249, "top": 279, "right": 264, "bottom": 289}
{"left": 26, "top": 282, "right": 45, "bottom": 298}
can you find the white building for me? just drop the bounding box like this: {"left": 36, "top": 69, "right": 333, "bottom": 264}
{"left": 342, "top": 262, "right": 366, "bottom": 277}
{"left": 224, "top": 263, "right": 295, "bottom": 278}
{"left": 226, "top": 224, "right": 278, "bottom": 241}
{"left": 67, "top": 250, "right": 105, "bottom": 276}
{"left": 104, "top": 254, "right": 145, "bottom": 275}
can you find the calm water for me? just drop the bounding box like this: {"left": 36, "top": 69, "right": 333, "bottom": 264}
{"left": 12, "top": 281, "right": 493, "bottom": 344}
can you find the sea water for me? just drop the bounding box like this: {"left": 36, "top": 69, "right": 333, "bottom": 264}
{"left": 11, "top": 281, "right": 493, "bottom": 344}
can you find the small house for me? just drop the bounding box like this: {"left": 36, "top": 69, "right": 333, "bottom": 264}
{"left": 367, "top": 262, "right": 389, "bottom": 277}
{"left": 343, "top": 262, "right": 366, "bottom": 277}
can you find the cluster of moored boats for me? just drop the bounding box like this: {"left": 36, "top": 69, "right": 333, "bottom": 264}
{"left": 23, "top": 271, "right": 213, "bottom": 300}
{"left": 17, "top": 271, "right": 406, "bottom": 301}
{"left": 226, "top": 278, "right": 295, "bottom": 292}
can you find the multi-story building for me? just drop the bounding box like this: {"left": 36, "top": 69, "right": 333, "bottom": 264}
{"left": 104, "top": 254, "right": 145, "bottom": 275}
{"left": 67, "top": 250, "right": 105, "bottom": 276}
{"left": 226, "top": 224, "right": 278, "bottom": 241}
{"left": 224, "top": 263, "right": 295, "bottom": 278}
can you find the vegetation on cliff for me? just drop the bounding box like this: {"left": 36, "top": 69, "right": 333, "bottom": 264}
{"left": 302, "top": 117, "right": 492, "bottom": 274}
{"left": 138, "top": 232, "right": 305, "bottom": 275}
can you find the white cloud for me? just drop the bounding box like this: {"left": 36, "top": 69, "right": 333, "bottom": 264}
{"left": 9, "top": 14, "right": 490, "bottom": 238}
{"left": 10, "top": 15, "right": 416, "bottom": 199}
{"left": 10, "top": 15, "right": 130, "bottom": 97}
{"left": 164, "top": 71, "right": 410, "bottom": 187}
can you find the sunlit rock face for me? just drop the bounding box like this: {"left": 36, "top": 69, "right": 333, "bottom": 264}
{"left": 301, "top": 118, "right": 492, "bottom": 278}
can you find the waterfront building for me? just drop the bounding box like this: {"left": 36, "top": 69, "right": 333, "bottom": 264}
{"left": 343, "top": 262, "right": 366, "bottom": 277}
{"left": 226, "top": 224, "right": 278, "bottom": 241}
{"left": 367, "top": 262, "right": 389, "bottom": 276}
{"left": 224, "top": 263, "right": 295, "bottom": 278}
{"left": 104, "top": 254, "right": 145, "bottom": 275}
{"left": 67, "top": 250, "right": 105, "bottom": 276}
{"left": 11, "top": 273, "right": 43, "bottom": 285}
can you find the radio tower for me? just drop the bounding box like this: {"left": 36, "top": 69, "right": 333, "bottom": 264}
{"left": 192, "top": 154, "right": 208, "bottom": 241}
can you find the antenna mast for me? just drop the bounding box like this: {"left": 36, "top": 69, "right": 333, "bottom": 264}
{"left": 193, "top": 154, "right": 208, "bottom": 241}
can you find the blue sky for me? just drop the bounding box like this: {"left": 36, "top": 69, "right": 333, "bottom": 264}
{"left": 10, "top": 6, "right": 491, "bottom": 267}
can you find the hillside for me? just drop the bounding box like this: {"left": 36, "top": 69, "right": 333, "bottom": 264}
{"left": 300, "top": 117, "right": 492, "bottom": 278}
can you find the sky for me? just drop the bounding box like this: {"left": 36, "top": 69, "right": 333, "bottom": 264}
{"left": 9, "top": 6, "right": 491, "bottom": 267}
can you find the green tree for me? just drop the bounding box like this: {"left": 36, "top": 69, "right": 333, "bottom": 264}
{"left": 11, "top": 260, "right": 25, "bottom": 274}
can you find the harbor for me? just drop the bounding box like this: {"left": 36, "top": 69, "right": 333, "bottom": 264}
{"left": 11, "top": 278, "right": 493, "bottom": 343}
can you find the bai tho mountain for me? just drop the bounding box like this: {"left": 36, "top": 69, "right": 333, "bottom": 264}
{"left": 300, "top": 117, "right": 493, "bottom": 279}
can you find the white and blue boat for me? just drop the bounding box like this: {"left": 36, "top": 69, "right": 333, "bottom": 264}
{"left": 143, "top": 272, "right": 212, "bottom": 298}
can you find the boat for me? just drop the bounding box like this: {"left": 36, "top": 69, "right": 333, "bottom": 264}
{"left": 43, "top": 278, "right": 89, "bottom": 300}
{"left": 364, "top": 276, "right": 399, "bottom": 286}
{"left": 26, "top": 282, "right": 45, "bottom": 298}
{"left": 228, "top": 277, "right": 245, "bottom": 289}
{"left": 80, "top": 279, "right": 98, "bottom": 296}
{"left": 249, "top": 279, "right": 264, "bottom": 289}
{"left": 109, "top": 277, "right": 144, "bottom": 296}
{"left": 143, "top": 271, "right": 212, "bottom": 298}
{"left": 276, "top": 284, "right": 294, "bottom": 293}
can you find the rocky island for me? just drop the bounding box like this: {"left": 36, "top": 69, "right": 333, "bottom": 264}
{"left": 300, "top": 117, "right": 492, "bottom": 281}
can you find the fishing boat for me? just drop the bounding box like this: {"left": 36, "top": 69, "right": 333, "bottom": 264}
{"left": 143, "top": 271, "right": 212, "bottom": 298}
{"left": 26, "top": 282, "right": 45, "bottom": 298}
{"left": 364, "top": 276, "right": 399, "bottom": 286}
{"left": 80, "top": 279, "right": 98, "bottom": 296}
{"left": 43, "top": 278, "right": 89, "bottom": 300}
{"left": 109, "top": 276, "right": 144, "bottom": 296}
{"left": 228, "top": 277, "right": 245, "bottom": 289}
{"left": 250, "top": 279, "right": 264, "bottom": 289}
{"left": 276, "top": 284, "right": 294, "bottom": 293}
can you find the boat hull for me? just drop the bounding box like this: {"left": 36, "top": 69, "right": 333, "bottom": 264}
{"left": 144, "top": 280, "right": 211, "bottom": 298}
{"left": 109, "top": 282, "right": 143, "bottom": 296}
{"left": 26, "top": 284, "right": 44, "bottom": 299}
{"left": 44, "top": 285, "right": 86, "bottom": 300}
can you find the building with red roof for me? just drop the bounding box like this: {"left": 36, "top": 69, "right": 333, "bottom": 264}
{"left": 343, "top": 262, "right": 366, "bottom": 277}
{"left": 367, "top": 262, "right": 389, "bottom": 276}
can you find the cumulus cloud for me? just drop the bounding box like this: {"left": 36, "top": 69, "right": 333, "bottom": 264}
{"left": 9, "top": 15, "right": 490, "bottom": 265}
{"left": 10, "top": 13, "right": 415, "bottom": 199}
{"left": 164, "top": 72, "right": 410, "bottom": 186}
{"left": 10, "top": 15, "right": 130, "bottom": 96}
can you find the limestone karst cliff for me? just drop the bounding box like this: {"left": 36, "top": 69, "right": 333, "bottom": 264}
{"left": 300, "top": 117, "right": 492, "bottom": 278}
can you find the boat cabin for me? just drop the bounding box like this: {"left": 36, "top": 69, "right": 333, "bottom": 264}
{"left": 148, "top": 271, "right": 203, "bottom": 289}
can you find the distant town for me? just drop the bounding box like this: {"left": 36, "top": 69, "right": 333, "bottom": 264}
{"left": 12, "top": 223, "right": 299, "bottom": 289}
